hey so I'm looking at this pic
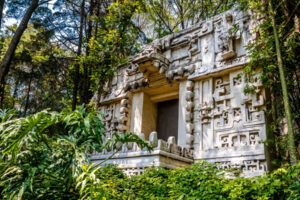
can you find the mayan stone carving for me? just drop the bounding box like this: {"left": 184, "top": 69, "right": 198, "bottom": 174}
{"left": 185, "top": 80, "right": 195, "bottom": 147}
{"left": 91, "top": 7, "right": 269, "bottom": 177}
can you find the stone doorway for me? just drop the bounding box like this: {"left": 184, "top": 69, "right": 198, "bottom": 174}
{"left": 156, "top": 99, "right": 179, "bottom": 142}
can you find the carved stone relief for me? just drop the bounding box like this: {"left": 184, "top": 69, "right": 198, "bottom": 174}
{"left": 214, "top": 13, "right": 237, "bottom": 66}
{"left": 93, "top": 7, "right": 268, "bottom": 177}
{"left": 99, "top": 103, "right": 120, "bottom": 154}
{"left": 216, "top": 159, "right": 267, "bottom": 177}
{"left": 185, "top": 80, "right": 194, "bottom": 147}
{"left": 118, "top": 98, "right": 130, "bottom": 132}
{"left": 193, "top": 69, "right": 267, "bottom": 176}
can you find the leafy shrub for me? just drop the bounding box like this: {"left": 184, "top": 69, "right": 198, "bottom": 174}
{"left": 82, "top": 162, "right": 299, "bottom": 200}
{"left": 0, "top": 107, "right": 150, "bottom": 199}
{"left": 0, "top": 108, "right": 298, "bottom": 200}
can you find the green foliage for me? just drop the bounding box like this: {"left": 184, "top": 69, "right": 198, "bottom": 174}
{"left": 76, "top": 0, "right": 142, "bottom": 105}
{"left": 238, "top": 0, "right": 300, "bottom": 165}
{"left": 73, "top": 161, "right": 300, "bottom": 200}
{"left": 1, "top": 122, "right": 299, "bottom": 200}
{"left": 0, "top": 109, "right": 18, "bottom": 123}
{"left": 0, "top": 24, "right": 71, "bottom": 113}
{"left": 0, "top": 107, "right": 151, "bottom": 199}
{"left": 141, "top": 0, "right": 236, "bottom": 39}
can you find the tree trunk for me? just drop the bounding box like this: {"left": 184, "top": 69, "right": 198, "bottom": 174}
{"left": 0, "top": 0, "right": 5, "bottom": 30}
{"left": 72, "top": 0, "right": 85, "bottom": 110}
{"left": 94, "top": 83, "right": 102, "bottom": 110}
{"left": 24, "top": 66, "right": 34, "bottom": 116}
{"left": 12, "top": 79, "right": 20, "bottom": 107}
{"left": 0, "top": 0, "right": 39, "bottom": 105}
{"left": 95, "top": 0, "right": 101, "bottom": 37}
{"left": 80, "top": 0, "right": 94, "bottom": 105}
{"left": 269, "top": 0, "right": 298, "bottom": 164}
{"left": 0, "top": 81, "right": 5, "bottom": 107}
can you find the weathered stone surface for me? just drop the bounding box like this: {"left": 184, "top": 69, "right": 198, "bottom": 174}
{"left": 91, "top": 7, "right": 268, "bottom": 177}
{"left": 91, "top": 135, "right": 194, "bottom": 176}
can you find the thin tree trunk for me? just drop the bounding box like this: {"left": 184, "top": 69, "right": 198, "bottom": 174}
{"left": 269, "top": 0, "right": 298, "bottom": 164}
{"left": 85, "top": 0, "right": 97, "bottom": 104}
{"left": 80, "top": 0, "right": 94, "bottom": 105}
{"left": 0, "top": 0, "right": 39, "bottom": 105}
{"left": 95, "top": 0, "right": 100, "bottom": 37}
{"left": 94, "top": 82, "right": 102, "bottom": 110}
{"left": 0, "top": 79, "right": 5, "bottom": 107}
{"left": 12, "top": 79, "right": 20, "bottom": 107}
{"left": 0, "top": 0, "right": 5, "bottom": 30}
{"left": 72, "top": 0, "right": 85, "bottom": 110}
{"left": 24, "top": 66, "right": 34, "bottom": 116}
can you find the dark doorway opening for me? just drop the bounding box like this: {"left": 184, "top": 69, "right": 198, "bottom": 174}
{"left": 156, "top": 99, "right": 179, "bottom": 142}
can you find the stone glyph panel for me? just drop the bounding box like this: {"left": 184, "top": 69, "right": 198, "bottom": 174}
{"left": 98, "top": 97, "right": 131, "bottom": 152}
{"left": 193, "top": 69, "right": 267, "bottom": 176}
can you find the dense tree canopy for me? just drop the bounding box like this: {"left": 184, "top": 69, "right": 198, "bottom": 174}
{"left": 0, "top": 0, "right": 244, "bottom": 112}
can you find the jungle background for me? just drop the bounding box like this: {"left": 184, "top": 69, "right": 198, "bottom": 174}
{"left": 0, "top": 0, "right": 299, "bottom": 199}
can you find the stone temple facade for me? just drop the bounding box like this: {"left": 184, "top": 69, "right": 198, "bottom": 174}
{"left": 91, "top": 7, "right": 270, "bottom": 177}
